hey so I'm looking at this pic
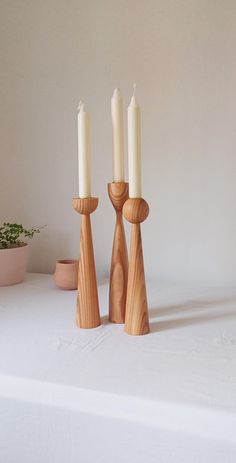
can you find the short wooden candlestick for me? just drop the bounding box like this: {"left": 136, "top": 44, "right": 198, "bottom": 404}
{"left": 123, "top": 198, "right": 150, "bottom": 335}
{"left": 108, "top": 182, "right": 129, "bottom": 323}
{"left": 73, "top": 197, "right": 101, "bottom": 329}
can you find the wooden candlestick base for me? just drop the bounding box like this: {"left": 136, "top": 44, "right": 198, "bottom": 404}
{"left": 123, "top": 198, "right": 150, "bottom": 335}
{"left": 73, "top": 197, "right": 101, "bottom": 329}
{"left": 108, "top": 182, "right": 129, "bottom": 323}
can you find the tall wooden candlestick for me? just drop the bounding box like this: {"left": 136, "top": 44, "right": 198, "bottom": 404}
{"left": 73, "top": 197, "right": 101, "bottom": 329}
{"left": 108, "top": 182, "right": 129, "bottom": 323}
{"left": 123, "top": 198, "right": 150, "bottom": 335}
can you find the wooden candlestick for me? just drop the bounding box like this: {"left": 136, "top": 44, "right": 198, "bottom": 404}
{"left": 73, "top": 197, "right": 101, "bottom": 329}
{"left": 123, "top": 198, "right": 150, "bottom": 335}
{"left": 108, "top": 182, "right": 129, "bottom": 323}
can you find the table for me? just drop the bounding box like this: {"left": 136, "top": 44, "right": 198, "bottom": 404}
{"left": 0, "top": 274, "right": 236, "bottom": 462}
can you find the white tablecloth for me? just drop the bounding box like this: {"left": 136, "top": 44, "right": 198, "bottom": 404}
{"left": 0, "top": 274, "right": 236, "bottom": 462}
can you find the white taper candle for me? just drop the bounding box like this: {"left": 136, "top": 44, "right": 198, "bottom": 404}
{"left": 111, "top": 88, "right": 125, "bottom": 182}
{"left": 128, "top": 85, "right": 141, "bottom": 198}
{"left": 78, "top": 102, "right": 91, "bottom": 198}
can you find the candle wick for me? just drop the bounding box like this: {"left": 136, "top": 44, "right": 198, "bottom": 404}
{"left": 133, "top": 83, "right": 136, "bottom": 97}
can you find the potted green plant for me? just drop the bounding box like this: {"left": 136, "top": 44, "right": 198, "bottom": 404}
{"left": 0, "top": 223, "right": 42, "bottom": 286}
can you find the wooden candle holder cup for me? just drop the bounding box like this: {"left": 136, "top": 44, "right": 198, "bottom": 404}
{"left": 108, "top": 182, "right": 129, "bottom": 323}
{"left": 123, "top": 198, "right": 150, "bottom": 335}
{"left": 73, "top": 197, "right": 101, "bottom": 329}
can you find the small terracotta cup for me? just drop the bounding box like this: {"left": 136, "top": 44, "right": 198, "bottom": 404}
{"left": 53, "top": 259, "right": 79, "bottom": 290}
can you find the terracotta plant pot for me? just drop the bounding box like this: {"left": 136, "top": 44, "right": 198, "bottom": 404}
{"left": 53, "top": 259, "right": 79, "bottom": 290}
{"left": 0, "top": 244, "right": 28, "bottom": 286}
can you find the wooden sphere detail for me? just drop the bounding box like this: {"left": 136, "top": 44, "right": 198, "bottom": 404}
{"left": 108, "top": 182, "right": 129, "bottom": 211}
{"left": 123, "top": 198, "right": 149, "bottom": 224}
{"left": 73, "top": 197, "right": 98, "bottom": 215}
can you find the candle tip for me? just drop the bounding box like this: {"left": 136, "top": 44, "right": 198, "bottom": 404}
{"left": 133, "top": 83, "right": 137, "bottom": 97}
{"left": 113, "top": 88, "right": 121, "bottom": 98}
{"left": 77, "top": 101, "right": 84, "bottom": 112}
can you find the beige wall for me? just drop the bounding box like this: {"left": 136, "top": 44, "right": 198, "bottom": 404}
{"left": 0, "top": 0, "right": 236, "bottom": 285}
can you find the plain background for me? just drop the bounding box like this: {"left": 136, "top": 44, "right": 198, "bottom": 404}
{"left": 0, "top": 0, "right": 236, "bottom": 286}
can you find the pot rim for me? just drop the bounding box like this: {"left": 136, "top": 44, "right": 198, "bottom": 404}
{"left": 56, "top": 259, "right": 78, "bottom": 265}
{"left": 0, "top": 243, "right": 28, "bottom": 252}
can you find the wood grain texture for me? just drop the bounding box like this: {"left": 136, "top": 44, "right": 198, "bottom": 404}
{"left": 108, "top": 183, "right": 129, "bottom": 323}
{"left": 73, "top": 197, "right": 100, "bottom": 329}
{"left": 123, "top": 197, "right": 149, "bottom": 224}
{"left": 123, "top": 198, "right": 150, "bottom": 336}
{"left": 73, "top": 197, "right": 98, "bottom": 215}
{"left": 109, "top": 211, "right": 128, "bottom": 323}
{"left": 108, "top": 182, "right": 129, "bottom": 211}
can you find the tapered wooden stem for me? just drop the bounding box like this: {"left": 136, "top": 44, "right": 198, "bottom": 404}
{"left": 73, "top": 197, "right": 100, "bottom": 329}
{"left": 123, "top": 198, "right": 150, "bottom": 335}
{"left": 108, "top": 182, "right": 129, "bottom": 323}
